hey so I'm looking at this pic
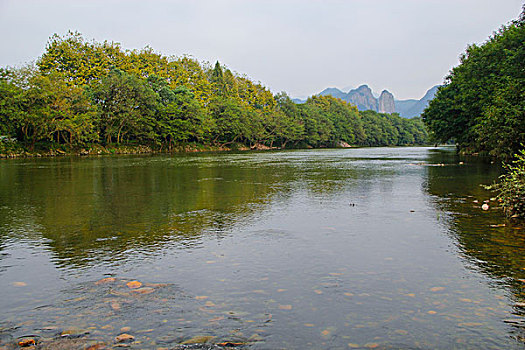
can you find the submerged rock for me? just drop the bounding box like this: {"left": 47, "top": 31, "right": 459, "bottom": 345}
{"left": 17, "top": 337, "right": 36, "bottom": 347}
{"left": 181, "top": 336, "right": 215, "bottom": 344}
{"left": 126, "top": 281, "right": 142, "bottom": 289}
{"left": 115, "top": 333, "right": 135, "bottom": 343}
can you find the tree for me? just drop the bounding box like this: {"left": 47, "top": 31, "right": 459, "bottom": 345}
{"left": 92, "top": 69, "right": 157, "bottom": 144}
{"left": 0, "top": 68, "right": 23, "bottom": 137}
{"left": 38, "top": 31, "right": 124, "bottom": 86}
{"left": 209, "top": 96, "right": 249, "bottom": 145}
{"left": 422, "top": 7, "right": 525, "bottom": 157}
{"left": 485, "top": 148, "right": 525, "bottom": 218}
{"left": 150, "top": 77, "right": 209, "bottom": 148}
{"left": 0, "top": 31, "right": 430, "bottom": 153}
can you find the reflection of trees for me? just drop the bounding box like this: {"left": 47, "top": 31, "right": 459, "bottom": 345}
{"left": 0, "top": 156, "right": 296, "bottom": 268}
{"left": 0, "top": 150, "right": 416, "bottom": 271}
{"left": 0, "top": 153, "right": 366, "bottom": 270}
{"left": 424, "top": 150, "right": 525, "bottom": 296}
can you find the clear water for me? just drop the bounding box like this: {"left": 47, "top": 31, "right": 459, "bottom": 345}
{"left": 0, "top": 147, "right": 524, "bottom": 349}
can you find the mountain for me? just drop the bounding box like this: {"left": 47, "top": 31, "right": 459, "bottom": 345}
{"left": 394, "top": 85, "right": 440, "bottom": 118}
{"left": 292, "top": 98, "right": 306, "bottom": 104}
{"left": 318, "top": 87, "right": 347, "bottom": 100}
{"left": 346, "top": 85, "right": 380, "bottom": 111}
{"left": 378, "top": 90, "right": 395, "bottom": 113}
{"left": 312, "top": 84, "right": 440, "bottom": 118}
{"left": 393, "top": 99, "right": 418, "bottom": 116}
{"left": 318, "top": 84, "right": 392, "bottom": 113}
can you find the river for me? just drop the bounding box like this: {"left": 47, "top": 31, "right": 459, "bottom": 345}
{"left": 0, "top": 147, "right": 523, "bottom": 349}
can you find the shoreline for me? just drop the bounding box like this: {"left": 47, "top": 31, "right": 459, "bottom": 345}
{"left": 0, "top": 143, "right": 264, "bottom": 159}
{"left": 0, "top": 143, "right": 435, "bottom": 159}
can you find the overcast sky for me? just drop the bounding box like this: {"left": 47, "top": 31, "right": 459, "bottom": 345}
{"left": 0, "top": 0, "right": 522, "bottom": 100}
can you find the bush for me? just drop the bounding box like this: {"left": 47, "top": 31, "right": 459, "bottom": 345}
{"left": 485, "top": 148, "right": 525, "bottom": 219}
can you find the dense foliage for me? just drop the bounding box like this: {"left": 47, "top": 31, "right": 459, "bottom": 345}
{"left": 422, "top": 8, "right": 524, "bottom": 158}
{"left": 0, "top": 32, "right": 428, "bottom": 153}
{"left": 485, "top": 149, "right": 525, "bottom": 219}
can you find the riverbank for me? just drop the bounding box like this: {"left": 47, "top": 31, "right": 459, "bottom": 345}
{"left": 0, "top": 143, "right": 284, "bottom": 159}
{"left": 0, "top": 141, "right": 385, "bottom": 159}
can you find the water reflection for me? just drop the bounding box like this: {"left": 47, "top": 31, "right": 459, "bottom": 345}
{"left": 0, "top": 148, "right": 524, "bottom": 349}
{"left": 0, "top": 155, "right": 295, "bottom": 269}
{"left": 424, "top": 149, "right": 525, "bottom": 342}
{"left": 425, "top": 150, "right": 525, "bottom": 284}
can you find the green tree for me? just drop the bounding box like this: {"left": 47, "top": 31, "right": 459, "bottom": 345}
{"left": 485, "top": 148, "right": 525, "bottom": 218}
{"left": 92, "top": 69, "right": 157, "bottom": 144}
{"left": 422, "top": 7, "right": 525, "bottom": 157}
{"left": 307, "top": 95, "right": 365, "bottom": 146}
{"left": 0, "top": 68, "right": 24, "bottom": 138}
{"left": 209, "top": 96, "right": 249, "bottom": 146}
{"left": 38, "top": 31, "right": 124, "bottom": 86}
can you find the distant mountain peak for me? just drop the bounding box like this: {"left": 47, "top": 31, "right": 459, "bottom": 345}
{"left": 420, "top": 85, "right": 439, "bottom": 101}
{"left": 319, "top": 87, "right": 344, "bottom": 94}
{"left": 378, "top": 90, "right": 395, "bottom": 113}
{"left": 355, "top": 84, "right": 372, "bottom": 92}
{"left": 394, "top": 85, "right": 441, "bottom": 118}
{"left": 318, "top": 87, "right": 347, "bottom": 100}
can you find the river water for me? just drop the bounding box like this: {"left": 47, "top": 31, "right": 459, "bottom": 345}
{"left": 0, "top": 147, "right": 524, "bottom": 349}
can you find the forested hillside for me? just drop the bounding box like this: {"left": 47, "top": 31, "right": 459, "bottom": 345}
{"left": 0, "top": 32, "right": 428, "bottom": 154}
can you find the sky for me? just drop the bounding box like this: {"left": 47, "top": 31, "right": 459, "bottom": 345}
{"left": 0, "top": 0, "right": 522, "bottom": 100}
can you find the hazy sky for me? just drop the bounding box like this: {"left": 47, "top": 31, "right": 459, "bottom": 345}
{"left": 0, "top": 0, "right": 522, "bottom": 99}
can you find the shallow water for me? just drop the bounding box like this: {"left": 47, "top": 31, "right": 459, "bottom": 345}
{"left": 0, "top": 147, "right": 524, "bottom": 349}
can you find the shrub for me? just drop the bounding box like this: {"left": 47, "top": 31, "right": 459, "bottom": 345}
{"left": 485, "top": 148, "right": 525, "bottom": 219}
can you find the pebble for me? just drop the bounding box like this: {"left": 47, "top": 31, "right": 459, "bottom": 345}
{"left": 115, "top": 334, "right": 135, "bottom": 343}
{"left": 17, "top": 338, "right": 36, "bottom": 347}
{"left": 126, "top": 281, "right": 142, "bottom": 289}
{"left": 12, "top": 282, "right": 27, "bottom": 287}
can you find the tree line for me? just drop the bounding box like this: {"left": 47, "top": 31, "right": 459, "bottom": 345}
{"left": 0, "top": 32, "right": 428, "bottom": 153}
{"left": 422, "top": 7, "right": 524, "bottom": 159}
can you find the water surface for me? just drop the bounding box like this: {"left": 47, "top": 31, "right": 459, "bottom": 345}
{"left": 0, "top": 147, "right": 524, "bottom": 349}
